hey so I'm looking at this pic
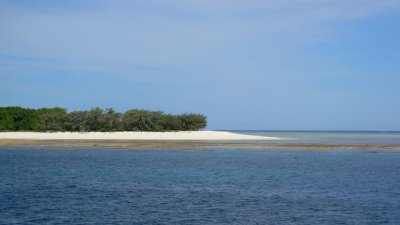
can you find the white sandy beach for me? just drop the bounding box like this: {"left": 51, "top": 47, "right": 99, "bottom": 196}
{"left": 0, "top": 131, "right": 279, "bottom": 141}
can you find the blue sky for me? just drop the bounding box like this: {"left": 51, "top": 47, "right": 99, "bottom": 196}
{"left": 1, "top": 0, "right": 399, "bottom": 130}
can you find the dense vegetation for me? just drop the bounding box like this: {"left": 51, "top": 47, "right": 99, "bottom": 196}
{"left": 0, "top": 107, "right": 207, "bottom": 132}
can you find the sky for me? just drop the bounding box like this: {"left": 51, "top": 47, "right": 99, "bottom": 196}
{"left": 0, "top": 0, "right": 399, "bottom": 130}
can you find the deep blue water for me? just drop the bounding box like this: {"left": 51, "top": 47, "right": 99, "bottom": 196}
{"left": 1, "top": 148, "right": 400, "bottom": 224}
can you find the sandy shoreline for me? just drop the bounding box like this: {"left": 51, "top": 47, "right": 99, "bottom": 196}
{"left": 1, "top": 131, "right": 399, "bottom": 150}
{"left": 0, "top": 131, "right": 278, "bottom": 141}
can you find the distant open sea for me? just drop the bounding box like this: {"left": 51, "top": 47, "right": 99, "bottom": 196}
{"left": 234, "top": 130, "right": 400, "bottom": 145}
{"left": 1, "top": 131, "right": 400, "bottom": 224}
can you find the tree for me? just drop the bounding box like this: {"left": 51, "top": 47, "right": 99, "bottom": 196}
{"left": 178, "top": 113, "right": 207, "bottom": 131}
{"left": 161, "top": 114, "right": 181, "bottom": 131}
{"left": 123, "top": 109, "right": 164, "bottom": 131}
{"left": 0, "top": 108, "right": 15, "bottom": 131}
{"left": 8, "top": 107, "right": 39, "bottom": 131}
{"left": 66, "top": 110, "right": 88, "bottom": 131}
{"left": 0, "top": 106, "right": 207, "bottom": 132}
{"left": 37, "top": 107, "right": 68, "bottom": 131}
{"left": 84, "top": 108, "right": 104, "bottom": 131}
{"left": 101, "top": 108, "right": 123, "bottom": 131}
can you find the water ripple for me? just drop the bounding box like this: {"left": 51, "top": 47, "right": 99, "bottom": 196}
{"left": 1, "top": 148, "right": 400, "bottom": 224}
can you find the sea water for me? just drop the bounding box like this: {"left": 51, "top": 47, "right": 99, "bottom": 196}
{"left": 1, "top": 143, "right": 400, "bottom": 224}
{"left": 236, "top": 130, "right": 400, "bottom": 145}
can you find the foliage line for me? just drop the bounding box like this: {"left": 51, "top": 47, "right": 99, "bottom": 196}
{"left": 0, "top": 107, "right": 207, "bottom": 132}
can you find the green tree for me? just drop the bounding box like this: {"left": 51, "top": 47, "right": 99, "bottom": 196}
{"left": 7, "top": 107, "right": 39, "bottom": 131}
{"left": 178, "top": 113, "right": 207, "bottom": 131}
{"left": 101, "top": 108, "right": 123, "bottom": 131}
{"left": 0, "top": 106, "right": 207, "bottom": 132}
{"left": 123, "top": 109, "right": 164, "bottom": 131}
{"left": 66, "top": 110, "right": 88, "bottom": 131}
{"left": 84, "top": 108, "right": 104, "bottom": 131}
{"left": 160, "top": 114, "right": 181, "bottom": 131}
{"left": 37, "top": 107, "right": 68, "bottom": 131}
{"left": 0, "top": 108, "right": 15, "bottom": 131}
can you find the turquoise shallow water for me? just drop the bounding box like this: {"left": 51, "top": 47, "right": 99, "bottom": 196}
{"left": 1, "top": 147, "right": 400, "bottom": 224}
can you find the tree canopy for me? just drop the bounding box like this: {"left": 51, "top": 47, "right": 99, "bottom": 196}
{"left": 0, "top": 107, "right": 207, "bottom": 132}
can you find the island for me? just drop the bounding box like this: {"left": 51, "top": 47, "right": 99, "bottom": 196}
{"left": 0, "top": 106, "right": 279, "bottom": 148}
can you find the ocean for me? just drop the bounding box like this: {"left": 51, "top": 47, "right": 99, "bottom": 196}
{"left": 1, "top": 131, "right": 400, "bottom": 224}
{"left": 235, "top": 130, "right": 400, "bottom": 145}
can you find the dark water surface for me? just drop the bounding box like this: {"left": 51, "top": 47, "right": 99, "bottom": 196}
{"left": 1, "top": 148, "right": 400, "bottom": 224}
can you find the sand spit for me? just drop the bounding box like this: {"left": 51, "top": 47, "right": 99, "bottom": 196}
{"left": 0, "top": 131, "right": 278, "bottom": 141}
{"left": 1, "top": 132, "right": 399, "bottom": 150}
